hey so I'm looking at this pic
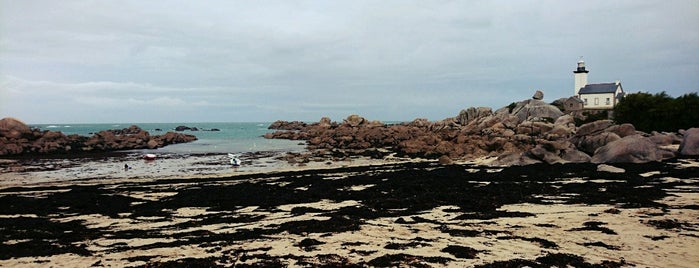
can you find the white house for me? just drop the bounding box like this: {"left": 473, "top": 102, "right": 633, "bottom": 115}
{"left": 573, "top": 58, "right": 624, "bottom": 110}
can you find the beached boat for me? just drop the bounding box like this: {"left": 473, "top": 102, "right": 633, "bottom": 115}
{"left": 228, "top": 153, "right": 241, "bottom": 166}
{"left": 143, "top": 154, "right": 157, "bottom": 160}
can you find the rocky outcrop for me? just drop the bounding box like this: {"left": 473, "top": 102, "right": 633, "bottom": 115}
{"left": 0, "top": 118, "right": 32, "bottom": 139}
{"left": 532, "top": 90, "right": 544, "bottom": 100}
{"left": 174, "top": 126, "right": 220, "bottom": 132}
{"left": 266, "top": 91, "right": 693, "bottom": 166}
{"left": 510, "top": 99, "right": 564, "bottom": 124}
{"left": 591, "top": 135, "right": 672, "bottom": 163}
{"left": 0, "top": 118, "right": 197, "bottom": 156}
{"left": 456, "top": 107, "right": 493, "bottom": 126}
{"left": 175, "top": 126, "right": 198, "bottom": 131}
{"left": 268, "top": 120, "right": 307, "bottom": 130}
{"left": 571, "top": 120, "right": 621, "bottom": 155}
{"left": 679, "top": 128, "right": 699, "bottom": 156}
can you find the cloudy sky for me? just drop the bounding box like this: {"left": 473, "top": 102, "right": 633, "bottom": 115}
{"left": 1, "top": 1, "right": 697, "bottom": 123}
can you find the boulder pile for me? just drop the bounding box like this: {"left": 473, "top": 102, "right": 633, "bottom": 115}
{"left": 266, "top": 93, "right": 695, "bottom": 165}
{"left": 0, "top": 118, "right": 197, "bottom": 156}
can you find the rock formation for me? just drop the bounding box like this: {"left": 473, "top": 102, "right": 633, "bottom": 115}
{"left": 266, "top": 91, "right": 691, "bottom": 165}
{"left": 0, "top": 118, "right": 197, "bottom": 156}
{"left": 532, "top": 90, "right": 544, "bottom": 100}
{"left": 679, "top": 128, "right": 699, "bottom": 156}
{"left": 591, "top": 135, "right": 670, "bottom": 163}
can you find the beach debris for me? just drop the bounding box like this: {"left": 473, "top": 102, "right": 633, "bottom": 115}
{"left": 596, "top": 164, "right": 625, "bottom": 173}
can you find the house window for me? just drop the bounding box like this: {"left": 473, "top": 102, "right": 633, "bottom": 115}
{"left": 594, "top": 98, "right": 599, "bottom": 105}
{"left": 606, "top": 98, "right": 610, "bottom": 105}
{"left": 584, "top": 98, "right": 588, "bottom": 105}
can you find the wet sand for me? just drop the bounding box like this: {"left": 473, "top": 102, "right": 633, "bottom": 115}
{"left": 0, "top": 155, "right": 698, "bottom": 267}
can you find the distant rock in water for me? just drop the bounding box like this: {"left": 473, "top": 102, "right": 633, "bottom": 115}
{"left": 175, "top": 126, "right": 199, "bottom": 131}
{"left": 268, "top": 120, "right": 307, "bottom": 130}
{"left": 0, "top": 117, "right": 197, "bottom": 156}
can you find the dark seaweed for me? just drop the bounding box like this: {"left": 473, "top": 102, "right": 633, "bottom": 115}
{"left": 0, "top": 159, "right": 697, "bottom": 266}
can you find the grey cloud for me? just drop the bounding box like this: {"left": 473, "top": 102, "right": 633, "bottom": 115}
{"left": 1, "top": 0, "right": 697, "bottom": 123}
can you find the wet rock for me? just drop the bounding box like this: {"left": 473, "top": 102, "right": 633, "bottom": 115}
{"left": 438, "top": 155, "right": 453, "bottom": 165}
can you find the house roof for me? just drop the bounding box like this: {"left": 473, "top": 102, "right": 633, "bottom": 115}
{"left": 566, "top": 96, "right": 584, "bottom": 103}
{"left": 579, "top": 83, "right": 620, "bottom": 94}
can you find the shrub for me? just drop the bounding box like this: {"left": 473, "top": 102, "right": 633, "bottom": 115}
{"left": 614, "top": 92, "right": 699, "bottom": 132}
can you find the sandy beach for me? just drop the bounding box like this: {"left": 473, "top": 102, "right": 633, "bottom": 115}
{"left": 0, "top": 154, "right": 697, "bottom": 267}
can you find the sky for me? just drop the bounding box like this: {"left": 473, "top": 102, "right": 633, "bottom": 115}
{"left": 1, "top": 0, "right": 697, "bottom": 124}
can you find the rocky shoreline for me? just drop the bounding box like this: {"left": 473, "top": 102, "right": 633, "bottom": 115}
{"left": 0, "top": 118, "right": 197, "bottom": 156}
{"left": 266, "top": 94, "right": 699, "bottom": 166}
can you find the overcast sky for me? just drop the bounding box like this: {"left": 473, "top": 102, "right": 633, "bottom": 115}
{"left": 1, "top": 1, "right": 697, "bottom": 123}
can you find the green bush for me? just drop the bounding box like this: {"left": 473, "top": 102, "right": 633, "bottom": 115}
{"left": 614, "top": 92, "right": 699, "bottom": 132}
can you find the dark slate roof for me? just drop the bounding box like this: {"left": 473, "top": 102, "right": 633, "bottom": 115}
{"left": 567, "top": 96, "right": 584, "bottom": 103}
{"left": 579, "top": 83, "right": 620, "bottom": 94}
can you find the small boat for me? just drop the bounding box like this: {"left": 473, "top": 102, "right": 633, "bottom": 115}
{"left": 143, "top": 154, "right": 157, "bottom": 160}
{"left": 228, "top": 153, "right": 241, "bottom": 167}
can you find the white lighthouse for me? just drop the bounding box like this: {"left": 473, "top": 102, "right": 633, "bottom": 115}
{"left": 573, "top": 57, "right": 589, "bottom": 96}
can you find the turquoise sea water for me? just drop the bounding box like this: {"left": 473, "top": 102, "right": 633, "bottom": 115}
{"left": 30, "top": 122, "right": 305, "bottom": 154}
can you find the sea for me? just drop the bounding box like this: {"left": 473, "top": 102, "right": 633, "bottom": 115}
{"left": 30, "top": 122, "right": 306, "bottom": 154}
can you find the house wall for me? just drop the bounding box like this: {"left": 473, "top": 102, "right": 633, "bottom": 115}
{"left": 614, "top": 86, "right": 623, "bottom": 106}
{"left": 563, "top": 98, "right": 583, "bottom": 111}
{"left": 580, "top": 93, "right": 615, "bottom": 109}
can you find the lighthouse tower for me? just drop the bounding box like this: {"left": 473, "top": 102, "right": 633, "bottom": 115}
{"left": 573, "top": 57, "right": 589, "bottom": 96}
